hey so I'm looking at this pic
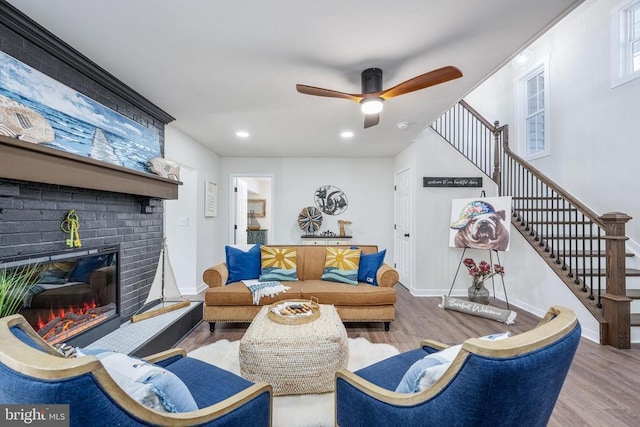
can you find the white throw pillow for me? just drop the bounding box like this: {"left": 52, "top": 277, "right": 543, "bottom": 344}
{"left": 77, "top": 348, "right": 198, "bottom": 412}
{"left": 395, "top": 332, "right": 511, "bottom": 393}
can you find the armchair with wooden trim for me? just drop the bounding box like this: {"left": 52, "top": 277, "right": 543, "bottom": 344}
{"left": 0, "top": 314, "right": 272, "bottom": 426}
{"left": 335, "top": 306, "right": 580, "bottom": 427}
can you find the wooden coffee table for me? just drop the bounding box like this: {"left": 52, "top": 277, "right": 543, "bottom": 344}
{"left": 239, "top": 303, "right": 348, "bottom": 396}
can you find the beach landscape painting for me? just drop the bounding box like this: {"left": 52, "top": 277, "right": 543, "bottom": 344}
{"left": 0, "top": 51, "right": 161, "bottom": 173}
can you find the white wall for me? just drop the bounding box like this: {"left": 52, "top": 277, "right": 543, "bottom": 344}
{"left": 164, "top": 125, "right": 220, "bottom": 294}
{"left": 393, "top": 0, "right": 632, "bottom": 341}
{"left": 466, "top": 0, "right": 640, "bottom": 248}
{"left": 215, "top": 157, "right": 395, "bottom": 265}
{"left": 394, "top": 128, "right": 500, "bottom": 292}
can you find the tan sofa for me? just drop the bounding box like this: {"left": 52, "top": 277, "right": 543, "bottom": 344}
{"left": 202, "top": 245, "right": 398, "bottom": 331}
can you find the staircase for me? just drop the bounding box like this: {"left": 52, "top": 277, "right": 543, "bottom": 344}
{"left": 430, "top": 100, "right": 638, "bottom": 348}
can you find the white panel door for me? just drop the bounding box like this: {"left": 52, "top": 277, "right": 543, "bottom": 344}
{"left": 394, "top": 168, "right": 412, "bottom": 287}
{"left": 234, "top": 178, "right": 248, "bottom": 245}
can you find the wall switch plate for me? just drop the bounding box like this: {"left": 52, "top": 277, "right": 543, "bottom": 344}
{"left": 178, "top": 216, "right": 189, "bottom": 226}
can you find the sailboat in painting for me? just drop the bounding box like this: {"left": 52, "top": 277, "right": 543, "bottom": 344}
{"left": 131, "top": 239, "right": 190, "bottom": 323}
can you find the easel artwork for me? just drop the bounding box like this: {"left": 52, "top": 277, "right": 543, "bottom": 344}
{"left": 447, "top": 193, "right": 512, "bottom": 309}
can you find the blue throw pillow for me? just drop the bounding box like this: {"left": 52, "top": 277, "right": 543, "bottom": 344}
{"left": 225, "top": 244, "right": 261, "bottom": 284}
{"left": 356, "top": 249, "right": 386, "bottom": 285}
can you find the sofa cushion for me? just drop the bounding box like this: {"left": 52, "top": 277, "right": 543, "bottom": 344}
{"left": 206, "top": 281, "right": 303, "bottom": 306}
{"left": 355, "top": 249, "right": 386, "bottom": 285}
{"left": 259, "top": 246, "right": 298, "bottom": 281}
{"left": 301, "top": 280, "right": 396, "bottom": 305}
{"left": 321, "top": 247, "right": 361, "bottom": 285}
{"left": 225, "top": 244, "right": 261, "bottom": 284}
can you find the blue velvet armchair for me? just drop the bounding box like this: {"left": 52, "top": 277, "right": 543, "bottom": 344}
{"left": 335, "top": 305, "right": 580, "bottom": 427}
{"left": 0, "top": 314, "right": 272, "bottom": 426}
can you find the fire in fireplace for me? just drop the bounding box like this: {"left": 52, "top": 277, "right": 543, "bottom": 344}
{"left": 1, "top": 245, "right": 121, "bottom": 346}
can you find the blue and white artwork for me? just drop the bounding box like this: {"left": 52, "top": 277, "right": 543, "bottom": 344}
{"left": 0, "top": 51, "right": 161, "bottom": 173}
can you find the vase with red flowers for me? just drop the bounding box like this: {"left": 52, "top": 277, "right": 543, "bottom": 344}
{"left": 463, "top": 258, "right": 505, "bottom": 305}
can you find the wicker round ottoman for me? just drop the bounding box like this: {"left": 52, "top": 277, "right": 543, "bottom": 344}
{"left": 239, "top": 304, "right": 348, "bottom": 396}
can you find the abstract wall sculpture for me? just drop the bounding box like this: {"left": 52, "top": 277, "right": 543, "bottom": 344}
{"left": 298, "top": 206, "right": 323, "bottom": 234}
{"left": 314, "top": 185, "right": 348, "bottom": 215}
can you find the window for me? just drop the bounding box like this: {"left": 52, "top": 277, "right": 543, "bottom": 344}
{"left": 515, "top": 61, "right": 550, "bottom": 160}
{"left": 525, "top": 70, "right": 545, "bottom": 155}
{"left": 611, "top": 0, "right": 640, "bottom": 87}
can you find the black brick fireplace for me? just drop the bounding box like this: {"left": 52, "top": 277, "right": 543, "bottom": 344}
{"left": 0, "top": 3, "right": 179, "bottom": 345}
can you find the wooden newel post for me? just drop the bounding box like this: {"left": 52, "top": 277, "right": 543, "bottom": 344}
{"left": 600, "top": 212, "right": 632, "bottom": 349}
{"left": 492, "top": 121, "right": 501, "bottom": 188}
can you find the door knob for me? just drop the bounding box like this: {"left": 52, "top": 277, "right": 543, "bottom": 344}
{"left": 404, "top": 233, "right": 410, "bottom": 237}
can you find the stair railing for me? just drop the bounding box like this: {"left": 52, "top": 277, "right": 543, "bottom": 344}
{"left": 431, "top": 100, "right": 631, "bottom": 348}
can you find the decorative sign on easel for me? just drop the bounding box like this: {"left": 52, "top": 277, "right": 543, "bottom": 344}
{"left": 423, "top": 177, "right": 483, "bottom": 187}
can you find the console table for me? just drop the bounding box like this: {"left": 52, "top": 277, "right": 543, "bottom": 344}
{"left": 301, "top": 235, "right": 352, "bottom": 245}
{"left": 247, "top": 229, "right": 268, "bottom": 244}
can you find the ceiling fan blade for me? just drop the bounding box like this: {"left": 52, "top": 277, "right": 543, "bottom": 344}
{"left": 364, "top": 113, "right": 380, "bottom": 129}
{"left": 296, "top": 84, "right": 363, "bottom": 103}
{"left": 380, "top": 66, "right": 463, "bottom": 100}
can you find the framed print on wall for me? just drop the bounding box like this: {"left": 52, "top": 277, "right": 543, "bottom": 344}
{"left": 248, "top": 199, "right": 266, "bottom": 217}
{"left": 205, "top": 181, "right": 217, "bottom": 217}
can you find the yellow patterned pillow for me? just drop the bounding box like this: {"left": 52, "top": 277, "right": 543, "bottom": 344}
{"left": 259, "top": 246, "right": 298, "bottom": 281}
{"left": 321, "top": 247, "right": 361, "bottom": 285}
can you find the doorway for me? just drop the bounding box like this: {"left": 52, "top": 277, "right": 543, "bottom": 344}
{"left": 394, "top": 167, "right": 412, "bottom": 288}
{"left": 231, "top": 175, "right": 274, "bottom": 245}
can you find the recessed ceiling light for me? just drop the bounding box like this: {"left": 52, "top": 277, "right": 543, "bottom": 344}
{"left": 396, "top": 122, "right": 409, "bottom": 130}
{"left": 236, "top": 131, "right": 250, "bottom": 138}
{"left": 340, "top": 131, "right": 354, "bottom": 139}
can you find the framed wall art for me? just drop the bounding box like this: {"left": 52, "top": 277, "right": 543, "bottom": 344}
{"left": 0, "top": 51, "right": 161, "bottom": 173}
{"left": 248, "top": 199, "right": 266, "bottom": 217}
{"left": 205, "top": 181, "right": 217, "bottom": 217}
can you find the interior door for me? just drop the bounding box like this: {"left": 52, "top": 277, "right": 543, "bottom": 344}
{"left": 394, "top": 168, "right": 412, "bottom": 287}
{"left": 234, "top": 178, "right": 248, "bottom": 245}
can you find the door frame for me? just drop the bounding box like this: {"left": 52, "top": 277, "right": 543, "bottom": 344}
{"left": 229, "top": 173, "right": 275, "bottom": 245}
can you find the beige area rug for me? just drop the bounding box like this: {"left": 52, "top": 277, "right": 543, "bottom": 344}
{"left": 188, "top": 337, "right": 399, "bottom": 427}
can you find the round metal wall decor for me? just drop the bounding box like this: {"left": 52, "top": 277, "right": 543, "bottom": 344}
{"left": 298, "top": 206, "right": 323, "bottom": 233}
{"left": 314, "top": 185, "right": 348, "bottom": 215}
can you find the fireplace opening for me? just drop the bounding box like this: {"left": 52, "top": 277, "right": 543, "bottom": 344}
{"left": 2, "top": 245, "right": 121, "bottom": 347}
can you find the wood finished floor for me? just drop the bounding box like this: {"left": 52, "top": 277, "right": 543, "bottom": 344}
{"left": 177, "top": 285, "right": 640, "bottom": 426}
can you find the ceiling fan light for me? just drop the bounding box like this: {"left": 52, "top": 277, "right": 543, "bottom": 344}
{"left": 360, "top": 98, "right": 383, "bottom": 115}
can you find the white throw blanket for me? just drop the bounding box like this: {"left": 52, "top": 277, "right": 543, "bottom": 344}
{"left": 242, "top": 279, "right": 290, "bottom": 305}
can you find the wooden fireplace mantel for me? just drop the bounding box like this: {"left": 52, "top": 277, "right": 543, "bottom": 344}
{"left": 0, "top": 135, "right": 181, "bottom": 199}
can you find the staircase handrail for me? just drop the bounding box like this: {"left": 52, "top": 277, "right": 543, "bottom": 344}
{"left": 497, "top": 122, "right": 605, "bottom": 229}
{"left": 431, "top": 100, "right": 632, "bottom": 348}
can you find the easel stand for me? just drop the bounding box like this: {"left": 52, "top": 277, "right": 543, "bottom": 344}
{"left": 448, "top": 248, "right": 510, "bottom": 309}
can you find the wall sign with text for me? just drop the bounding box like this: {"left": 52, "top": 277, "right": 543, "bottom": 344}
{"left": 423, "top": 177, "right": 483, "bottom": 188}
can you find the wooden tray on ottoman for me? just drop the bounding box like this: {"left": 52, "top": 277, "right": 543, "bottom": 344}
{"left": 267, "top": 299, "right": 320, "bottom": 325}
